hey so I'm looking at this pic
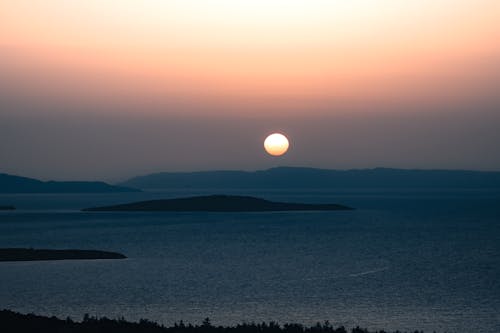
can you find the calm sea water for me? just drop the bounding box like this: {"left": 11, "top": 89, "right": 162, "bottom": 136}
{"left": 0, "top": 189, "right": 499, "bottom": 332}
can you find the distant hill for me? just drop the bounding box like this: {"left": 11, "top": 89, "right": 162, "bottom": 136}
{"left": 0, "top": 173, "right": 139, "bottom": 193}
{"left": 120, "top": 167, "right": 500, "bottom": 189}
{"left": 83, "top": 195, "right": 353, "bottom": 212}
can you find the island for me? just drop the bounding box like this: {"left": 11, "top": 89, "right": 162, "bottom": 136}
{"left": 0, "top": 248, "right": 127, "bottom": 262}
{"left": 0, "top": 206, "right": 15, "bottom": 210}
{"left": 83, "top": 194, "right": 353, "bottom": 212}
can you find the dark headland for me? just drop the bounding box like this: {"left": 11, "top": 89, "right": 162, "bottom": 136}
{"left": 0, "top": 205, "right": 15, "bottom": 210}
{"left": 0, "top": 248, "right": 127, "bottom": 262}
{"left": 0, "top": 173, "right": 139, "bottom": 193}
{"left": 83, "top": 195, "right": 353, "bottom": 212}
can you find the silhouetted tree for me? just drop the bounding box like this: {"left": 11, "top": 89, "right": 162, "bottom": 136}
{"left": 0, "top": 309, "right": 431, "bottom": 333}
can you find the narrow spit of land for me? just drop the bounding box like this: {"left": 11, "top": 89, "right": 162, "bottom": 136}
{"left": 0, "top": 248, "right": 126, "bottom": 262}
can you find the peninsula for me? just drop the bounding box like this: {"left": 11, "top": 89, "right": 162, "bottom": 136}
{"left": 0, "top": 173, "right": 139, "bottom": 193}
{"left": 0, "top": 248, "right": 127, "bottom": 262}
{"left": 83, "top": 195, "right": 353, "bottom": 212}
{"left": 0, "top": 206, "right": 15, "bottom": 210}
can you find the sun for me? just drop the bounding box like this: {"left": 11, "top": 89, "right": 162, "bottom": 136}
{"left": 264, "top": 133, "right": 289, "bottom": 156}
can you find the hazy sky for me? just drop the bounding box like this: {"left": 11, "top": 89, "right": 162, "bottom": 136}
{"left": 1, "top": 1, "right": 499, "bottom": 181}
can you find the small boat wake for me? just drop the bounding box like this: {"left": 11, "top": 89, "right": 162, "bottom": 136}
{"left": 349, "top": 266, "right": 389, "bottom": 277}
{"left": 300, "top": 265, "right": 390, "bottom": 282}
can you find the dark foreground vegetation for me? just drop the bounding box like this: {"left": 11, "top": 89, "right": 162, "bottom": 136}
{"left": 83, "top": 195, "right": 353, "bottom": 212}
{"left": 0, "top": 248, "right": 126, "bottom": 261}
{"left": 0, "top": 310, "right": 426, "bottom": 333}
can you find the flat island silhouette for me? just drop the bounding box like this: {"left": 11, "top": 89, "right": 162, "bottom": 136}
{"left": 0, "top": 248, "right": 127, "bottom": 262}
{"left": 83, "top": 195, "right": 353, "bottom": 212}
{"left": 0, "top": 205, "right": 15, "bottom": 210}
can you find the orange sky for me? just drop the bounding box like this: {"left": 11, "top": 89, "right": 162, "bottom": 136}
{"left": 1, "top": 0, "right": 499, "bottom": 115}
{"left": 1, "top": 1, "right": 500, "bottom": 179}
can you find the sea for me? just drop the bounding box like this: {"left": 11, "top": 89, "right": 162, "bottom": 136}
{"left": 0, "top": 188, "right": 499, "bottom": 333}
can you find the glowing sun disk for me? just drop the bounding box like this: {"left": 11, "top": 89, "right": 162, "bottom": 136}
{"left": 264, "top": 133, "right": 289, "bottom": 156}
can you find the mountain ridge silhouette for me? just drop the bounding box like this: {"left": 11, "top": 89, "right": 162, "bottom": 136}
{"left": 120, "top": 166, "right": 500, "bottom": 189}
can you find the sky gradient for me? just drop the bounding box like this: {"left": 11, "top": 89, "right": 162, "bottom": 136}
{"left": 1, "top": 1, "right": 499, "bottom": 180}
